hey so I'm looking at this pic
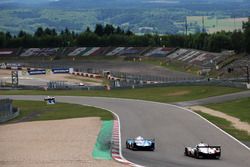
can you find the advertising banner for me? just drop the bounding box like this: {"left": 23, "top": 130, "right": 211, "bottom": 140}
{"left": 28, "top": 69, "right": 46, "bottom": 75}
{"left": 52, "top": 68, "right": 69, "bottom": 74}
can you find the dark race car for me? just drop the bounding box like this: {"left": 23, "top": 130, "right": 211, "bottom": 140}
{"left": 126, "top": 136, "right": 155, "bottom": 151}
{"left": 185, "top": 142, "right": 221, "bottom": 159}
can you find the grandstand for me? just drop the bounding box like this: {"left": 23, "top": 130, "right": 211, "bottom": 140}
{"left": 106, "top": 47, "right": 126, "bottom": 56}
{"left": 166, "top": 48, "right": 220, "bottom": 69}
{"left": 118, "top": 47, "right": 148, "bottom": 56}
{"left": 145, "top": 47, "right": 175, "bottom": 57}
{"left": 20, "top": 48, "right": 59, "bottom": 57}
{"left": 83, "top": 47, "right": 101, "bottom": 56}
{"left": 0, "top": 47, "right": 176, "bottom": 58}
{"left": 68, "top": 47, "right": 87, "bottom": 56}
{"left": 230, "top": 56, "right": 250, "bottom": 67}
{"left": 1, "top": 46, "right": 242, "bottom": 74}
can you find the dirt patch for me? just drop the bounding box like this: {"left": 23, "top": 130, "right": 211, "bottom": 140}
{"left": 0, "top": 69, "right": 11, "bottom": 76}
{"left": 65, "top": 75, "right": 103, "bottom": 86}
{"left": 189, "top": 106, "right": 250, "bottom": 134}
{"left": 0, "top": 69, "right": 103, "bottom": 86}
{"left": 0, "top": 118, "right": 125, "bottom": 167}
{"left": 31, "top": 73, "right": 103, "bottom": 86}
{"left": 166, "top": 90, "right": 190, "bottom": 96}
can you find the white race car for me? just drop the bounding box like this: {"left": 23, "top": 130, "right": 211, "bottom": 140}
{"left": 126, "top": 136, "right": 155, "bottom": 151}
{"left": 44, "top": 96, "right": 56, "bottom": 104}
{"left": 185, "top": 142, "right": 221, "bottom": 159}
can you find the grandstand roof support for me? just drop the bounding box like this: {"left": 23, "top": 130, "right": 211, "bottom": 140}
{"left": 11, "top": 70, "right": 18, "bottom": 87}
{"left": 247, "top": 65, "right": 249, "bottom": 84}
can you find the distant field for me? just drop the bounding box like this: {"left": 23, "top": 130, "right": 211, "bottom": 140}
{"left": 186, "top": 16, "right": 248, "bottom": 34}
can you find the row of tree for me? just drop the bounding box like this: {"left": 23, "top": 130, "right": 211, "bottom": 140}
{"left": 0, "top": 22, "right": 250, "bottom": 53}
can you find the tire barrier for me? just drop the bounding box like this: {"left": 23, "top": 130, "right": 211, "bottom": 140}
{"left": 107, "top": 75, "right": 121, "bottom": 81}
{"left": 71, "top": 71, "right": 102, "bottom": 79}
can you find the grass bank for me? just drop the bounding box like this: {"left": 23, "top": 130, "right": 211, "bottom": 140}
{"left": 0, "top": 86, "right": 243, "bottom": 103}
{"left": 205, "top": 97, "right": 250, "bottom": 124}
{"left": 197, "top": 112, "right": 250, "bottom": 142}
{"left": 11, "top": 100, "right": 113, "bottom": 122}
{"left": 141, "top": 57, "right": 200, "bottom": 75}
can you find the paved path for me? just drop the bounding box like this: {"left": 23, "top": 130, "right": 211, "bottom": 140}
{"left": 1, "top": 95, "right": 250, "bottom": 167}
{"left": 174, "top": 90, "right": 250, "bottom": 107}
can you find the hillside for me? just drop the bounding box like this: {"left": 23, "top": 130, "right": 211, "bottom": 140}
{"left": 0, "top": 0, "right": 250, "bottom": 34}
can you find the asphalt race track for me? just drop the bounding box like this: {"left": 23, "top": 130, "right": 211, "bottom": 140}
{"left": 2, "top": 95, "right": 250, "bottom": 167}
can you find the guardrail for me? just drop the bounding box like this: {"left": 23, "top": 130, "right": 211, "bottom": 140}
{"left": 109, "top": 79, "right": 249, "bottom": 89}
{"left": 0, "top": 79, "right": 249, "bottom": 90}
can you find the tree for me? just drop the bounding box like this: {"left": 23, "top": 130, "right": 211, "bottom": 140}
{"left": 231, "top": 30, "right": 244, "bottom": 53}
{"left": 51, "top": 29, "right": 57, "bottom": 36}
{"left": 18, "top": 30, "right": 26, "bottom": 38}
{"left": 77, "top": 32, "right": 99, "bottom": 46}
{"left": 115, "top": 26, "right": 123, "bottom": 34}
{"left": 44, "top": 28, "right": 52, "bottom": 36}
{"left": 94, "top": 24, "right": 104, "bottom": 36}
{"left": 104, "top": 24, "right": 115, "bottom": 35}
{"left": 0, "top": 32, "right": 5, "bottom": 47}
{"left": 85, "top": 27, "right": 91, "bottom": 33}
{"left": 243, "top": 19, "right": 250, "bottom": 53}
{"left": 167, "top": 35, "right": 185, "bottom": 47}
{"left": 34, "top": 27, "right": 44, "bottom": 37}
{"left": 125, "top": 30, "right": 133, "bottom": 36}
{"left": 207, "top": 32, "right": 232, "bottom": 52}
{"left": 21, "top": 34, "right": 35, "bottom": 48}
{"left": 5, "top": 32, "right": 12, "bottom": 40}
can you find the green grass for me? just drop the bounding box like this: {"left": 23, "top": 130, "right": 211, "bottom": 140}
{"left": 186, "top": 16, "right": 248, "bottom": 34}
{"left": 206, "top": 97, "right": 250, "bottom": 124}
{"left": 141, "top": 57, "right": 200, "bottom": 75}
{"left": 1, "top": 86, "right": 243, "bottom": 103}
{"left": 197, "top": 112, "right": 250, "bottom": 141}
{"left": 11, "top": 100, "right": 113, "bottom": 122}
{"left": 164, "top": 61, "right": 200, "bottom": 75}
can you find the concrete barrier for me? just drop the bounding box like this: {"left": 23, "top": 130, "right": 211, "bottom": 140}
{"left": 247, "top": 83, "right": 250, "bottom": 89}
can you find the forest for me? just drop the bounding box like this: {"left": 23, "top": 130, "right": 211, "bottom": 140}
{"left": 0, "top": 21, "right": 250, "bottom": 54}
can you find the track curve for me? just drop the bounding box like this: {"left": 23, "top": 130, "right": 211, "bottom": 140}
{"left": 2, "top": 95, "right": 249, "bottom": 167}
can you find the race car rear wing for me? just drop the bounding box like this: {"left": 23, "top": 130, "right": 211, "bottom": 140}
{"left": 197, "top": 146, "right": 221, "bottom": 148}
{"left": 126, "top": 138, "right": 155, "bottom": 142}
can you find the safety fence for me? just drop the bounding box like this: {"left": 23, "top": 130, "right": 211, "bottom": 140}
{"left": 108, "top": 79, "right": 249, "bottom": 90}
{"left": 1, "top": 78, "right": 248, "bottom": 91}
{"left": 0, "top": 99, "right": 20, "bottom": 123}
